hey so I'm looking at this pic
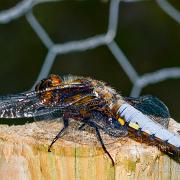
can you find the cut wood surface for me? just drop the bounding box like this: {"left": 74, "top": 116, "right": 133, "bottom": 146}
{"left": 0, "top": 119, "right": 179, "bottom": 180}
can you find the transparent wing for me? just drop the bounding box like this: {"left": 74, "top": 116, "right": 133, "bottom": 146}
{"left": 33, "top": 107, "right": 63, "bottom": 121}
{"left": 0, "top": 90, "right": 97, "bottom": 122}
{"left": 124, "top": 95, "right": 170, "bottom": 128}
{"left": 0, "top": 91, "right": 68, "bottom": 119}
{"left": 0, "top": 81, "right": 94, "bottom": 119}
{"left": 0, "top": 91, "right": 46, "bottom": 118}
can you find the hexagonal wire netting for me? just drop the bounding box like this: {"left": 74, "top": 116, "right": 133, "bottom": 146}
{"left": 0, "top": 0, "right": 179, "bottom": 97}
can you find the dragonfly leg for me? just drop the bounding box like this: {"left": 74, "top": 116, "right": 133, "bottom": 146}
{"left": 94, "top": 126, "right": 115, "bottom": 166}
{"left": 48, "top": 118, "right": 69, "bottom": 152}
{"left": 78, "top": 123, "right": 87, "bottom": 131}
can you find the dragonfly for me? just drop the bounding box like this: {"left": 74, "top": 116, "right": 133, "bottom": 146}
{"left": 0, "top": 74, "right": 179, "bottom": 165}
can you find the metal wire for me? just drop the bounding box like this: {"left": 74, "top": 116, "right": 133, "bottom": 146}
{"left": 0, "top": 0, "right": 179, "bottom": 96}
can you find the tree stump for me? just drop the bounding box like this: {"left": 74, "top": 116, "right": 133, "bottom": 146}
{"left": 0, "top": 118, "right": 179, "bottom": 180}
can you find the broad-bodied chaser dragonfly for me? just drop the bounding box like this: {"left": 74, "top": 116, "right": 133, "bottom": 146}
{"left": 0, "top": 74, "right": 179, "bottom": 165}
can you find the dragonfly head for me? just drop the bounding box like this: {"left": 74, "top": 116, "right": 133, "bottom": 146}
{"left": 35, "top": 74, "right": 62, "bottom": 91}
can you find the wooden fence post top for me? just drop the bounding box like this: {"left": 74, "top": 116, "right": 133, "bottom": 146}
{"left": 0, "top": 118, "right": 179, "bottom": 180}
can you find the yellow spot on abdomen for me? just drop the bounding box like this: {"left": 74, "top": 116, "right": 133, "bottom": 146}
{"left": 118, "top": 118, "right": 125, "bottom": 126}
{"left": 129, "top": 122, "right": 140, "bottom": 130}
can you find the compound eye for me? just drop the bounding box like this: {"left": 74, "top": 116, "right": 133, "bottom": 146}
{"left": 49, "top": 74, "right": 62, "bottom": 87}
{"left": 35, "top": 74, "right": 62, "bottom": 91}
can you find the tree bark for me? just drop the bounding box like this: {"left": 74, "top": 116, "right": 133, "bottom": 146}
{"left": 0, "top": 119, "right": 179, "bottom": 180}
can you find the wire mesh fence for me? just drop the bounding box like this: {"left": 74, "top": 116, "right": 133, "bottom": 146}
{"left": 0, "top": 0, "right": 179, "bottom": 116}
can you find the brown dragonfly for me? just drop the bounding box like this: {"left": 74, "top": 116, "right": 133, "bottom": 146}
{"left": 0, "top": 74, "right": 179, "bottom": 165}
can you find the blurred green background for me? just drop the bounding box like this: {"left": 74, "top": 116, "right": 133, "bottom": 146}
{"left": 0, "top": 0, "right": 179, "bottom": 124}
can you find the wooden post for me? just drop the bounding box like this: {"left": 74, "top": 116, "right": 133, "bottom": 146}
{"left": 0, "top": 119, "right": 179, "bottom": 180}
